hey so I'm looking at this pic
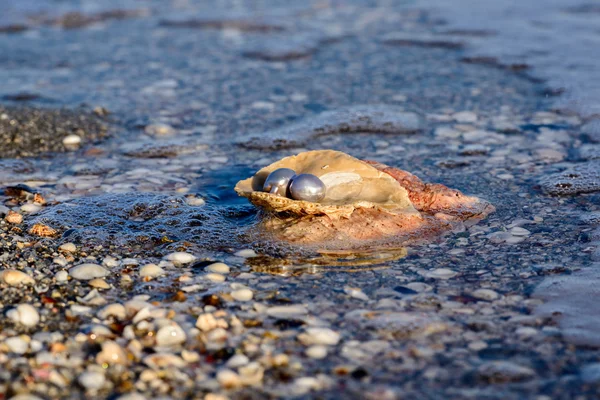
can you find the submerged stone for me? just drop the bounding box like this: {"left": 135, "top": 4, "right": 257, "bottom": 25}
{"left": 237, "top": 105, "right": 423, "bottom": 150}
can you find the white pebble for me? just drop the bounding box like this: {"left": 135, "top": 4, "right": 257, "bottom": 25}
{"left": 155, "top": 324, "right": 187, "bottom": 347}
{"left": 0, "top": 270, "right": 35, "bottom": 286}
{"left": 305, "top": 345, "right": 328, "bottom": 359}
{"left": 55, "top": 270, "right": 69, "bottom": 283}
{"left": 298, "top": 328, "right": 340, "bottom": 346}
{"left": 423, "top": 268, "right": 457, "bottom": 279}
{"left": 20, "top": 204, "right": 41, "bottom": 214}
{"left": 206, "top": 262, "right": 230, "bottom": 274}
{"left": 472, "top": 289, "right": 500, "bottom": 301}
{"left": 266, "top": 305, "right": 308, "bottom": 318}
{"left": 216, "top": 369, "right": 242, "bottom": 389}
{"left": 510, "top": 227, "right": 531, "bottom": 236}
{"left": 69, "top": 264, "right": 110, "bottom": 280}
{"left": 102, "top": 256, "right": 120, "bottom": 268}
{"left": 96, "top": 341, "right": 128, "bottom": 365}
{"left": 5, "top": 336, "right": 28, "bottom": 354}
{"left": 234, "top": 249, "right": 257, "bottom": 258}
{"left": 78, "top": 371, "right": 106, "bottom": 390}
{"left": 452, "top": 111, "right": 478, "bottom": 123}
{"left": 231, "top": 288, "right": 253, "bottom": 302}
{"left": 7, "top": 304, "right": 39, "bottom": 327}
{"left": 139, "top": 264, "right": 165, "bottom": 278}
{"left": 59, "top": 242, "right": 77, "bottom": 252}
{"left": 164, "top": 252, "right": 196, "bottom": 265}
{"left": 97, "top": 303, "right": 127, "bottom": 321}
{"left": 205, "top": 273, "right": 226, "bottom": 283}
{"left": 63, "top": 134, "right": 82, "bottom": 146}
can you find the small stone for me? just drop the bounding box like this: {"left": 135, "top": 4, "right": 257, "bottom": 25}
{"left": 20, "top": 204, "right": 41, "bottom": 214}
{"left": 227, "top": 354, "right": 250, "bottom": 368}
{"left": 234, "top": 249, "right": 257, "bottom": 258}
{"left": 205, "top": 273, "right": 226, "bottom": 283}
{"left": 4, "top": 210, "right": 23, "bottom": 224}
{"left": 305, "top": 345, "right": 328, "bottom": 359}
{"left": 452, "top": 111, "right": 478, "bottom": 123}
{"left": 139, "top": 264, "right": 165, "bottom": 278}
{"left": 7, "top": 304, "right": 40, "bottom": 327}
{"left": 97, "top": 303, "right": 127, "bottom": 321}
{"left": 510, "top": 227, "right": 531, "bottom": 236}
{"left": 102, "top": 256, "right": 120, "bottom": 268}
{"left": 55, "top": 270, "right": 69, "bottom": 283}
{"left": 423, "top": 268, "right": 457, "bottom": 279}
{"left": 155, "top": 323, "right": 187, "bottom": 347}
{"left": 298, "top": 328, "right": 340, "bottom": 346}
{"left": 97, "top": 341, "right": 128, "bottom": 365}
{"left": 89, "top": 279, "right": 110, "bottom": 289}
{"left": 29, "top": 223, "right": 57, "bottom": 237}
{"left": 165, "top": 252, "right": 196, "bottom": 265}
{"left": 69, "top": 264, "right": 110, "bottom": 280}
{"left": 196, "top": 313, "right": 218, "bottom": 332}
{"left": 231, "top": 288, "right": 253, "bottom": 301}
{"left": 78, "top": 370, "right": 106, "bottom": 390}
{"left": 266, "top": 305, "right": 308, "bottom": 318}
{"left": 63, "top": 134, "right": 82, "bottom": 146}
{"left": 5, "top": 336, "right": 29, "bottom": 354}
{"left": 59, "top": 242, "right": 77, "bottom": 252}
{"left": 217, "top": 369, "right": 242, "bottom": 389}
{"left": 476, "top": 361, "right": 535, "bottom": 383}
{"left": 145, "top": 123, "right": 175, "bottom": 136}
{"left": 0, "top": 270, "right": 35, "bottom": 286}
{"left": 206, "top": 262, "right": 230, "bottom": 274}
{"left": 472, "top": 289, "right": 500, "bottom": 301}
{"left": 344, "top": 286, "right": 369, "bottom": 301}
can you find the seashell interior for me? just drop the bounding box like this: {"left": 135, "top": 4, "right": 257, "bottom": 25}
{"left": 235, "top": 150, "right": 419, "bottom": 219}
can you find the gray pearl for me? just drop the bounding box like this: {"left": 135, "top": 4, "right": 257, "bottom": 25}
{"left": 288, "top": 174, "right": 326, "bottom": 202}
{"left": 263, "top": 168, "right": 296, "bottom": 196}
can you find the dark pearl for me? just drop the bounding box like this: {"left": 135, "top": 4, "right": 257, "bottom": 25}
{"left": 288, "top": 174, "right": 326, "bottom": 202}
{"left": 263, "top": 168, "right": 296, "bottom": 196}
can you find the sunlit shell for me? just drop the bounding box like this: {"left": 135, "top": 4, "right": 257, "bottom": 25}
{"left": 235, "top": 150, "right": 420, "bottom": 219}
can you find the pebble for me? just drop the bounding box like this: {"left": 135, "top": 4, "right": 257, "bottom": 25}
{"left": 96, "top": 341, "right": 128, "bottom": 365}
{"left": 230, "top": 288, "right": 253, "bottom": 301}
{"left": 155, "top": 323, "right": 187, "bottom": 347}
{"left": 55, "top": 270, "right": 69, "bottom": 283}
{"left": 165, "top": 252, "right": 196, "bottom": 265}
{"left": 20, "top": 204, "right": 41, "bottom": 214}
{"left": 452, "top": 111, "right": 478, "bottom": 123}
{"left": 476, "top": 361, "right": 535, "bottom": 383}
{"left": 4, "top": 210, "right": 23, "bottom": 224}
{"left": 510, "top": 227, "right": 531, "bottom": 236}
{"left": 423, "top": 268, "right": 457, "bottom": 279}
{"left": 139, "top": 264, "right": 165, "bottom": 278}
{"left": 344, "top": 286, "right": 369, "bottom": 301}
{"left": 305, "top": 345, "right": 328, "bottom": 359}
{"left": 205, "top": 273, "right": 226, "bottom": 283}
{"left": 0, "top": 270, "right": 35, "bottom": 286}
{"left": 5, "top": 336, "right": 29, "bottom": 354}
{"left": 78, "top": 370, "right": 106, "bottom": 390}
{"left": 102, "top": 256, "right": 120, "bottom": 268}
{"left": 298, "top": 328, "right": 341, "bottom": 346}
{"left": 97, "top": 303, "right": 127, "bottom": 321}
{"left": 472, "top": 289, "right": 500, "bottom": 301}
{"left": 59, "top": 242, "right": 77, "bottom": 252}
{"left": 145, "top": 123, "right": 175, "bottom": 136}
{"left": 7, "top": 304, "right": 40, "bottom": 327}
{"left": 216, "top": 369, "right": 242, "bottom": 389}
{"left": 89, "top": 278, "right": 110, "bottom": 289}
{"left": 266, "top": 305, "right": 308, "bottom": 318}
{"left": 206, "top": 262, "right": 230, "bottom": 274}
{"left": 196, "top": 313, "right": 218, "bottom": 332}
{"left": 69, "top": 264, "right": 110, "bottom": 280}
{"left": 234, "top": 249, "right": 257, "bottom": 258}
{"left": 63, "top": 134, "right": 82, "bottom": 146}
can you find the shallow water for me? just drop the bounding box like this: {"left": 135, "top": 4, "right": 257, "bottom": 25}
{"left": 1, "top": 0, "right": 600, "bottom": 399}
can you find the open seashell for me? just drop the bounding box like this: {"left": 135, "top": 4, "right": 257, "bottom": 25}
{"left": 235, "top": 150, "right": 494, "bottom": 248}
{"left": 235, "top": 150, "right": 420, "bottom": 219}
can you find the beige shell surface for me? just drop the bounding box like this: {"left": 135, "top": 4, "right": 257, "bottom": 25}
{"left": 235, "top": 150, "right": 419, "bottom": 219}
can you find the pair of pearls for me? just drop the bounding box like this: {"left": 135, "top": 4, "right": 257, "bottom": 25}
{"left": 262, "top": 168, "right": 326, "bottom": 202}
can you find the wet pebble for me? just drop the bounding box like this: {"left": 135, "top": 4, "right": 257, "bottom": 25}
{"left": 299, "top": 328, "right": 340, "bottom": 346}
{"left": 4, "top": 210, "right": 23, "bottom": 224}
{"left": 206, "top": 262, "right": 230, "bottom": 274}
{"left": 231, "top": 288, "right": 253, "bottom": 301}
{"left": 78, "top": 370, "right": 106, "bottom": 390}
{"left": 7, "top": 304, "right": 40, "bottom": 327}
{"left": 155, "top": 323, "right": 187, "bottom": 347}
{"left": 139, "top": 264, "right": 165, "bottom": 278}
{"left": 165, "top": 252, "right": 196, "bottom": 265}
{"left": 472, "top": 289, "right": 500, "bottom": 301}
{"left": 305, "top": 345, "right": 328, "bottom": 359}
{"left": 5, "top": 336, "right": 29, "bottom": 354}
{"left": 63, "top": 134, "right": 81, "bottom": 146}
{"left": 476, "top": 361, "right": 535, "bottom": 383}
{"left": 96, "top": 341, "right": 128, "bottom": 365}
{"left": 266, "top": 305, "right": 308, "bottom": 318}
{"left": 59, "top": 242, "right": 77, "bottom": 252}
{"left": 0, "top": 270, "right": 35, "bottom": 286}
{"left": 69, "top": 264, "right": 110, "bottom": 280}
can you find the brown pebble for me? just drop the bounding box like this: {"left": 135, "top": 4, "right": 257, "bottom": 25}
{"left": 173, "top": 291, "right": 187, "bottom": 302}
{"left": 33, "top": 193, "right": 46, "bottom": 205}
{"left": 29, "top": 223, "right": 57, "bottom": 237}
{"left": 5, "top": 211, "right": 23, "bottom": 224}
